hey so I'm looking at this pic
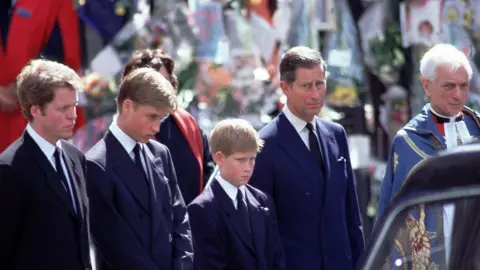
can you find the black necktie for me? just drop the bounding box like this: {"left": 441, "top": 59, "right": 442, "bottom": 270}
{"left": 133, "top": 144, "right": 151, "bottom": 190}
{"left": 236, "top": 190, "right": 251, "bottom": 235}
{"left": 133, "top": 144, "right": 148, "bottom": 178}
{"left": 306, "top": 123, "right": 324, "bottom": 169}
{"left": 54, "top": 147, "right": 77, "bottom": 214}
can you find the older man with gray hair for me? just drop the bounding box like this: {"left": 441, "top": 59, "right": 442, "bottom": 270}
{"left": 376, "top": 43, "right": 480, "bottom": 269}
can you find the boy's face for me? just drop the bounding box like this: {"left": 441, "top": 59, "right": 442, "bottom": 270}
{"left": 214, "top": 150, "right": 258, "bottom": 187}
{"left": 120, "top": 99, "right": 169, "bottom": 143}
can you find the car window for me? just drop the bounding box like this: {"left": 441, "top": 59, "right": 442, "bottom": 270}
{"left": 362, "top": 187, "right": 480, "bottom": 270}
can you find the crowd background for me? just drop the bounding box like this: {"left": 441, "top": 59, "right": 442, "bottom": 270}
{"left": 1, "top": 0, "right": 479, "bottom": 241}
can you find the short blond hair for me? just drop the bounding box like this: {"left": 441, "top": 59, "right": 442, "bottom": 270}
{"left": 117, "top": 67, "right": 177, "bottom": 112}
{"left": 210, "top": 119, "right": 264, "bottom": 156}
{"left": 16, "top": 59, "right": 83, "bottom": 121}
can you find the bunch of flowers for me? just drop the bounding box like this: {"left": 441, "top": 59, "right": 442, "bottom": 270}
{"left": 369, "top": 22, "right": 405, "bottom": 84}
{"left": 80, "top": 73, "right": 118, "bottom": 120}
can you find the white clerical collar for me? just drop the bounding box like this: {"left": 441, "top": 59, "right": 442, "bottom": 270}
{"left": 429, "top": 105, "right": 471, "bottom": 148}
{"left": 430, "top": 106, "right": 462, "bottom": 123}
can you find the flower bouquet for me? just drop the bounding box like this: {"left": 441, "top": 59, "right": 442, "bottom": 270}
{"left": 71, "top": 73, "right": 117, "bottom": 152}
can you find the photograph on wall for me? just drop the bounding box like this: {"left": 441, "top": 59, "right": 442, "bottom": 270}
{"left": 400, "top": 0, "right": 442, "bottom": 47}
{"left": 315, "top": 0, "right": 336, "bottom": 31}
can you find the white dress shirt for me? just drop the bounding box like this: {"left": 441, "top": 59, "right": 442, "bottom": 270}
{"left": 215, "top": 174, "right": 247, "bottom": 210}
{"left": 109, "top": 120, "right": 148, "bottom": 172}
{"left": 26, "top": 124, "right": 77, "bottom": 213}
{"left": 283, "top": 104, "right": 323, "bottom": 156}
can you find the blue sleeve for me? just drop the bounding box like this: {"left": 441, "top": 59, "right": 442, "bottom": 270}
{"left": 339, "top": 127, "right": 365, "bottom": 268}
{"left": 375, "top": 134, "right": 412, "bottom": 225}
{"left": 249, "top": 142, "right": 275, "bottom": 199}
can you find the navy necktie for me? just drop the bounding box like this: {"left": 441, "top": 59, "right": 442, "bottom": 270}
{"left": 133, "top": 144, "right": 147, "bottom": 179}
{"left": 306, "top": 123, "right": 324, "bottom": 169}
{"left": 133, "top": 143, "right": 152, "bottom": 189}
{"left": 236, "top": 190, "right": 251, "bottom": 235}
{"left": 54, "top": 147, "right": 77, "bottom": 214}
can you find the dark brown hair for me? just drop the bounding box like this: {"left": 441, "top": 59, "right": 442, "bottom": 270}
{"left": 122, "top": 49, "right": 178, "bottom": 89}
{"left": 279, "top": 46, "right": 327, "bottom": 84}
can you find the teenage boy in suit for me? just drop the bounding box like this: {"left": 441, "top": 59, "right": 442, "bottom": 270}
{"left": 188, "top": 118, "right": 286, "bottom": 270}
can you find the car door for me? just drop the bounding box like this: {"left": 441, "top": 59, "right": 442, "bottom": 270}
{"left": 360, "top": 144, "right": 480, "bottom": 270}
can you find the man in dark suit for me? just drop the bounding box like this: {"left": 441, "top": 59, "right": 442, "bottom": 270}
{"left": 188, "top": 119, "right": 285, "bottom": 270}
{"left": 0, "top": 59, "right": 92, "bottom": 270}
{"left": 249, "top": 47, "right": 365, "bottom": 270}
{"left": 122, "top": 49, "right": 214, "bottom": 205}
{"left": 86, "top": 67, "right": 193, "bottom": 270}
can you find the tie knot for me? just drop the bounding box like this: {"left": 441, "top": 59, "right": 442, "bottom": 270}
{"left": 236, "top": 189, "right": 244, "bottom": 201}
{"left": 54, "top": 146, "right": 61, "bottom": 158}
{"left": 133, "top": 143, "right": 142, "bottom": 155}
{"left": 305, "top": 122, "right": 314, "bottom": 132}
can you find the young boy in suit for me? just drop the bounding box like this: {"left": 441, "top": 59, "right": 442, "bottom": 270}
{"left": 187, "top": 119, "right": 286, "bottom": 270}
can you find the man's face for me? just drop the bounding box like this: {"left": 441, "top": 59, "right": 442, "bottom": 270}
{"left": 281, "top": 65, "right": 327, "bottom": 122}
{"left": 121, "top": 100, "right": 169, "bottom": 143}
{"left": 31, "top": 87, "right": 78, "bottom": 143}
{"left": 421, "top": 65, "right": 469, "bottom": 116}
{"left": 215, "top": 151, "right": 257, "bottom": 187}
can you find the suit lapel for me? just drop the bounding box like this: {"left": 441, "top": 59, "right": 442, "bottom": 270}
{"left": 277, "top": 113, "right": 322, "bottom": 188}
{"left": 315, "top": 119, "right": 336, "bottom": 179}
{"left": 61, "top": 143, "right": 85, "bottom": 221}
{"left": 245, "top": 188, "right": 265, "bottom": 258}
{"left": 23, "top": 132, "right": 77, "bottom": 217}
{"left": 211, "top": 180, "right": 256, "bottom": 254}
{"left": 105, "top": 132, "right": 150, "bottom": 214}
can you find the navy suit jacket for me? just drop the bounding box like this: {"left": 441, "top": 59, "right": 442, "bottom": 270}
{"left": 188, "top": 179, "right": 286, "bottom": 270}
{"left": 250, "top": 113, "right": 364, "bottom": 270}
{"left": 0, "top": 132, "right": 92, "bottom": 270}
{"left": 86, "top": 131, "right": 193, "bottom": 270}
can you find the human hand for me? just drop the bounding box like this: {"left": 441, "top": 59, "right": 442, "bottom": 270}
{"left": 0, "top": 84, "right": 19, "bottom": 112}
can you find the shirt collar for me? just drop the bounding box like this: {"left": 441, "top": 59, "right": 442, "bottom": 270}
{"left": 109, "top": 119, "right": 140, "bottom": 155}
{"left": 215, "top": 174, "right": 246, "bottom": 202}
{"left": 282, "top": 104, "right": 316, "bottom": 133}
{"left": 429, "top": 106, "right": 463, "bottom": 123}
{"left": 26, "top": 124, "right": 60, "bottom": 160}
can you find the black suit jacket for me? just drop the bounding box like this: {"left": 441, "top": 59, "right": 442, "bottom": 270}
{"left": 0, "top": 131, "right": 92, "bottom": 270}
{"left": 188, "top": 179, "right": 286, "bottom": 270}
{"left": 157, "top": 115, "right": 214, "bottom": 205}
{"left": 86, "top": 131, "right": 193, "bottom": 270}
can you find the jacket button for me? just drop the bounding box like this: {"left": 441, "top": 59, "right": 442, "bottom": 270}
{"left": 305, "top": 193, "right": 310, "bottom": 199}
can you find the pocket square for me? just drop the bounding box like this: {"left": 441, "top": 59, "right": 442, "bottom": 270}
{"left": 260, "top": 206, "right": 270, "bottom": 214}
{"left": 337, "top": 157, "right": 346, "bottom": 162}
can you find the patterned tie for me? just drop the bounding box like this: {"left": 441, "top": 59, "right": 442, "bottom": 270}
{"left": 54, "top": 147, "right": 77, "bottom": 214}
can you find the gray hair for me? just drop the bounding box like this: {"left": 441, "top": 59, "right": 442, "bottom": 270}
{"left": 280, "top": 46, "right": 328, "bottom": 84}
{"left": 420, "top": 43, "right": 473, "bottom": 81}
